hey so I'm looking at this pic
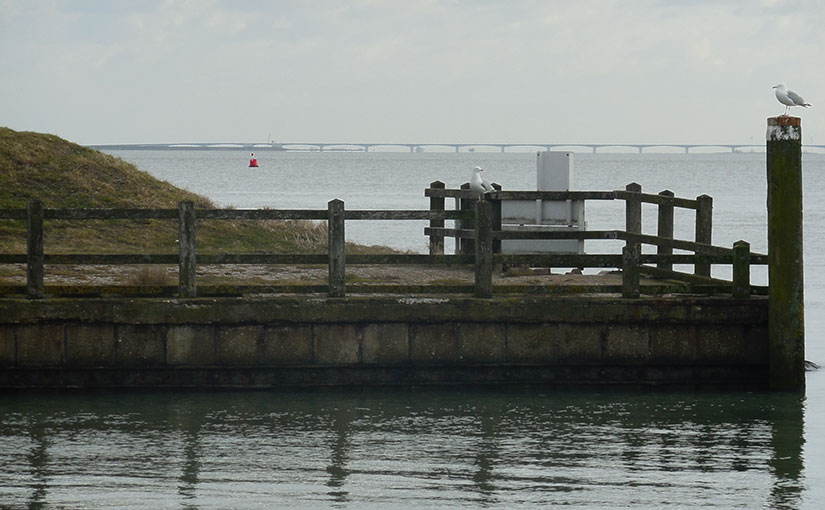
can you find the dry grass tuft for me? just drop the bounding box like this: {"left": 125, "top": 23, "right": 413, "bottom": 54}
{"left": 127, "top": 266, "right": 173, "bottom": 286}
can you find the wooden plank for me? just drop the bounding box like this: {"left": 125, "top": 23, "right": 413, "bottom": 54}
{"left": 639, "top": 253, "right": 731, "bottom": 265}
{"left": 347, "top": 254, "right": 474, "bottom": 265}
{"left": 494, "top": 254, "right": 623, "bottom": 267}
{"left": 424, "top": 227, "right": 476, "bottom": 239}
{"left": 0, "top": 209, "right": 26, "bottom": 220}
{"left": 0, "top": 254, "right": 27, "bottom": 264}
{"left": 197, "top": 254, "right": 328, "bottom": 265}
{"left": 618, "top": 231, "right": 732, "bottom": 256}
{"left": 614, "top": 190, "right": 698, "bottom": 209}
{"left": 344, "top": 210, "right": 468, "bottom": 220}
{"left": 199, "top": 209, "right": 327, "bottom": 220}
{"left": 493, "top": 230, "right": 620, "bottom": 240}
{"left": 638, "top": 265, "right": 730, "bottom": 285}
{"left": 45, "top": 254, "right": 179, "bottom": 264}
{"left": 424, "top": 189, "right": 617, "bottom": 201}
{"left": 45, "top": 209, "right": 178, "bottom": 219}
{"left": 490, "top": 190, "right": 617, "bottom": 201}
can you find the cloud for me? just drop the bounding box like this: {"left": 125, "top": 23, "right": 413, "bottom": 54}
{"left": 1, "top": 0, "right": 823, "bottom": 144}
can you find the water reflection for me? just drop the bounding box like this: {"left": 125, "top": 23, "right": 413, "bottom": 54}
{"left": 324, "top": 405, "right": 353, "bottom": 504}
{"left": 27, "top": 423, "right": 50, "bottom": 508}
{"left": 175, "top": 404, "right": 205, "bottom": 509}
{"left": 769, "top": 396, "right": 806, "bottom": 509}
{"left": 0, "top": 389, "right": 806, "bottom": 508}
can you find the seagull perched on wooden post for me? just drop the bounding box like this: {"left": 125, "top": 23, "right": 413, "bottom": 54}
{"left": 470, "top": 166, "right": 494, "bottom": 200}
{"left": 773, "top": 83, "right": 811, "bottom": 116}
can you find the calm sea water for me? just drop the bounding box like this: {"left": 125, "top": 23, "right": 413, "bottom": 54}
{"left": 2, "top": 149, "right": 824, "bottom": 508}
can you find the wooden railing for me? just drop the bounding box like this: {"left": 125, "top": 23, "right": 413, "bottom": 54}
{"left": 0, "top": 183, "right": 767, "bottom": 299}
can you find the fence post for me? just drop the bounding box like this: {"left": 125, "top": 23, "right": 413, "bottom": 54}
{"left": 178, "top": 201, "right": 197, "bottom": 297}
{"left": 694, "top": 194, "right": 713, "bottom": 277}
{"left": 489, "top": 184, "right": 502, "bottom": 254}
{"left": 657, "top": 190, "right": 674, "bottom": 271}
{"left": 625, "top": 183, "right": 642, "bottom": 235}
{"left": 624, "top": 183, "right": 642, "bottom": 280}
{"left": 428, "top": 180, "right": 445, "bottom": 255}
{"left": 459, "top": 182, "right": 474, "bottom": 255}
{"left": 732, "top": 240, "right": 750, "bottom": 298}
{"left": 622, "top": 244, "right": 640, "bottom": 298}
{"left": 26, "top": 199, "right": 44, "bottom": 299}
{"left": 328, "top": 199, "right": 346, "bottom": 297}
{"left": 766, "top": 115, "right": 805, "bottom": 391}
{"left": 474, "top": 200, "right": 493, "bottom": 298}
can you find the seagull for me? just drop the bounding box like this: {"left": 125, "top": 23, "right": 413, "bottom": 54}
{"left": 470, "top": 166, "right": 494, "bottom": 200}
{"left": 773, "top": 83, "right": 811, "bottom": 116}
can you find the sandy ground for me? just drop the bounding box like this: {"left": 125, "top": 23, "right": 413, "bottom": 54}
{"left": 0, "top": 263, "right": 632, "bottom": 288}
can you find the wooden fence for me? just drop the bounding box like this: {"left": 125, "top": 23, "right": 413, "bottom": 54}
{"left": 0, "top": 182, "right": 766, "bottom": 299}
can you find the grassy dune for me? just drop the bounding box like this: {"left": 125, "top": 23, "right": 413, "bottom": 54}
{"left": 0, "top": 127, "right": 384, "bottom": 255}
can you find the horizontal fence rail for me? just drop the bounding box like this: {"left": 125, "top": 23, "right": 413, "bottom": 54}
{"left": 0, "top": 182, "right": 768, "bottom": 298}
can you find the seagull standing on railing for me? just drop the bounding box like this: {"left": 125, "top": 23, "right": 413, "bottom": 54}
{"left": 773, "top": 83, "right": 811, "bottom": 116}
{"left": 470, "top": 166, "right": 494, "bottom": 200}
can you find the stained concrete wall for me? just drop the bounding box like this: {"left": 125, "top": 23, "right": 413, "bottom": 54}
{"left": 0, "top": 295, "right": 769, "bottom": 388}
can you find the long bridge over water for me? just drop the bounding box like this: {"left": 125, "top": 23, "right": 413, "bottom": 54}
{"left": 86, "top": 141, "right": 825, "bottom": 154}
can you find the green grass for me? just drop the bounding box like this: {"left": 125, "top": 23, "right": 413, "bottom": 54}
{"left": 0, "top": 127, "right": 394, "bottom": 255}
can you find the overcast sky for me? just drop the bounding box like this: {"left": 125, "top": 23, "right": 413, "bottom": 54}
{"left": 1, "top": 0, "right": 823, "bottom": 145}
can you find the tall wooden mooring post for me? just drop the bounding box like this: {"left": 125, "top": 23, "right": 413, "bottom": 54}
{"left": 767, "top": 115, "right": 805, "bottom": 391}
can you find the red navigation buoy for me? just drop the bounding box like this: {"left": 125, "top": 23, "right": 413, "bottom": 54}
{"left": 249, "top": 152, "right": 259, "bottom": 168}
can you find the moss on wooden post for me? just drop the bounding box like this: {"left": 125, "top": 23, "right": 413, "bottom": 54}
{"left": 26, "top": 199, "right": 44, "bottom": 299}
{"left": 766, "top": 115, "right": 805, "bottom": 391}
{"left": 428, "top": 181, "right": 445, "bottom": 255}
{"left": 177, "top": 201, "right": 197, "bottom": 298}
{"left": 328, "top": 199, "right": 346, "bottom": 297}
{"left": 474, "top": 200, "right": 493, "bottom": 298}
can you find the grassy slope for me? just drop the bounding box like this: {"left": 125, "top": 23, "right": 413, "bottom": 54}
{"left": 0, "top": 127, "right": 383, "bottom": 254}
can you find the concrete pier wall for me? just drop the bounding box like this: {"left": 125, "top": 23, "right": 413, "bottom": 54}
{"left": 0, "top": 295, "right": 769, "bottom": 389}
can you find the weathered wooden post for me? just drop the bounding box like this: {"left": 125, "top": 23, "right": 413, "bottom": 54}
{"left": 694, "top": 194, "right": 713, "bottom": 277}
{"left": 657, "top": 190, "right": 675, "bottom": 271}
{"left": 732, "top": 240, "right": 751, "bottom": 298}
{"left": 428, "top": 181, "right": 445, "bottom": 255}
{"left": 489, "top": 185, "right": 502, "bottom": 254}
{"left": 625, "top": 183, "right": 642, "bottom": 236}
{"left": 26, "top": 199, "right": 44, "bottom": 299}
{"left": 766, "top": 115, "right": 805, "bottom": 391}
{"left": 178, "top": 201, "right": 197, "bottom": 297}
{"left": 328, "top": 199, "right": 346, "bottom": 297}
{"left": 474, "top": 200, "right": 493, "bottom": 298}
{"left": 459, "top": 182, "right": 474, "bottom": 255}
{"left": 622, "top": 244, "right": 640, "bottom": 298}
{"left": 623, "top": 183, "right": 642, "bottom": 294}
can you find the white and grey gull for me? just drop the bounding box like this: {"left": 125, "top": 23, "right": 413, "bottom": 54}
{"left": 773, "top": 83, "right": 811, "bottom": 115}
{"left": 470, "top": 166, "right": 495, "bottom": 200}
